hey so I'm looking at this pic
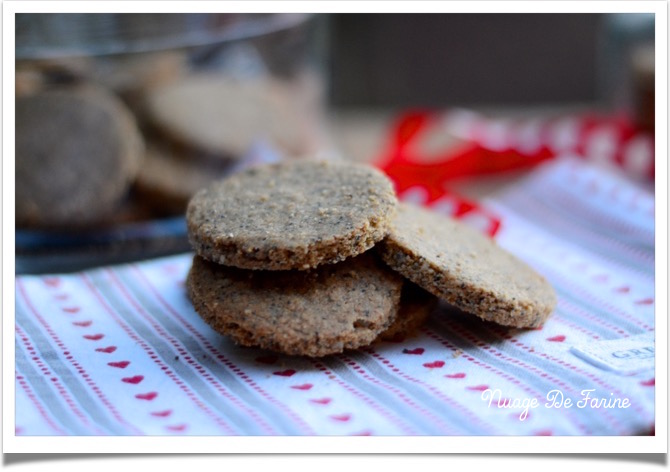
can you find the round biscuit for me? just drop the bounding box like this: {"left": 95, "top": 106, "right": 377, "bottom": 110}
{"left": 16, "top": 86, "right": 144, "bottom": 228}
{"left": 134, "top": 143, "right": 234, "bottom": 215}
{"left": 186, "top": 252, "right": 404, "bottom": 357}
{"left": 143, "top": 74, "right": 312, "bottom": 159}
{"left": 378, "top": 203, "right": 557, "bottom": 328}
{"left": 186, "top": 160, "right": 398, "bottom": 270}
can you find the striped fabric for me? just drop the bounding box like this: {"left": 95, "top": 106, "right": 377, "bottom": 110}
{"left": 14, "top": 157, "right": 655, "bottom": 436}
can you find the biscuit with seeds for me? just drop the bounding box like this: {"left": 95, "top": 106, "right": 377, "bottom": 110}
{"left": 186, "top": 252, "right": 404, "bottom": 357}
{"left": 186, "top": 160, "right": 397, "bottom": 270}
{"left": 378, "top": 203, "right": 556, "bottom": 328}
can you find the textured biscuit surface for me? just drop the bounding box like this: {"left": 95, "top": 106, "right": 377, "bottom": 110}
{"left": 378, "top": 203, "right": 557, "bottom": 328}
{"left": 186, "top": 252, "right": 404, "bottom": 357}
{"left": 186, "top": 160, "right": 397, "bottom": 270}
{"left": 16, "top": 86, "right": 144, "bottom": 228}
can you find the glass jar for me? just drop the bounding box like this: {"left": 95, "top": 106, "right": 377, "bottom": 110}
{"left": 15, "top": 13, "right": 328, "bottom": 272}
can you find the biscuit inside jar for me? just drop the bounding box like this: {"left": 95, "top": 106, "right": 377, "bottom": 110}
{"left": 15, "top": 86, "right": 144, "bottom": 228}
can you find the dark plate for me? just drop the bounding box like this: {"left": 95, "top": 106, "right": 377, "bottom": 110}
{"left": 16, "top": 216, "right": 190, "bottom": 274}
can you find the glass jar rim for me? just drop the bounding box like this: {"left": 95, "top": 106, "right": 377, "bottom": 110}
{"left": 16, "top": 13, "right": 314, "bottom": 59}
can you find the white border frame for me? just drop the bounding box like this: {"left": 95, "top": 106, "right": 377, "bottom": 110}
{"left": 3, "top": 1, "right": 667, "bottom": 455}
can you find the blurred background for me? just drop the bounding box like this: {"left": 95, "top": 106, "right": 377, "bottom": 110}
{"left": 330, "top": 13, "right": 651, "bottom": 109}
{"left": 327, "top": 13, "right": 654, "bottom": 162}
{"left": 15, "top": 12, "right": 656, "bottom": 272}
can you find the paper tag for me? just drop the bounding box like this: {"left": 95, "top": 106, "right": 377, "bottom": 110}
{"left": 570, "top": 333, "right": 655, "bottom": 375}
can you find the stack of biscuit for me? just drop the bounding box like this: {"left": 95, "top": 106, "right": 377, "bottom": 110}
{"left": 15, "top": 52, "right": 188, "bottom": 229}
{"left": 15, "top": 55, "right": 325, "bottom": 229}
{"left": 185, "top": 160, "right": 557, "bottom": 357}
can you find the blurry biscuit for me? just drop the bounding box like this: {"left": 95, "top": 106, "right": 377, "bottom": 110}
{"left": 16, "top": 86, "right": 144, "bottom": 228}
{"left": 134, "top": 143, "right": 234, "bottom": 215}
{"left": 143, "top": 74, "right": 313, "bottom": 159}
{"left": 15, "top": 68, "right": 45, "bottom": 97}
{"left": 95, "top": 50, "right": 187, "bottom": 94}
{"left": 93, "top": 50, "right": 188, "bottom": 112}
